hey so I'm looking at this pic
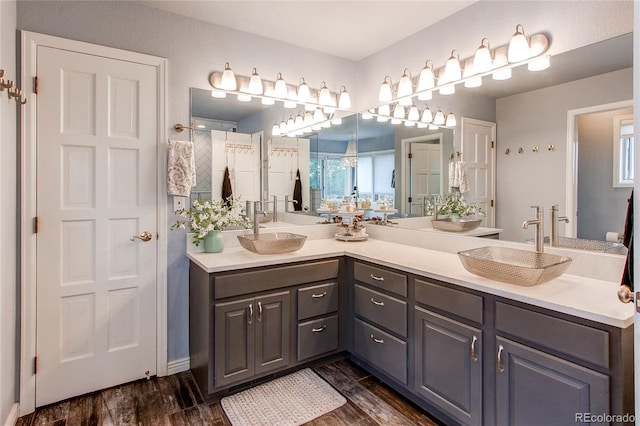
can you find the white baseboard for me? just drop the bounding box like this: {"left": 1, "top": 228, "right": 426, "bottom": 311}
{"left": 167, "top": 357, "right": 190, "bottom": 375}
{"left": 4, "top": 403, "right": 19, "bottom": 426}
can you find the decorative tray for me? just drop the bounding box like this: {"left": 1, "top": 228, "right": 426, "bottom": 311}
{"left": 334, "top": 232, "right": 369, "bottom": 242}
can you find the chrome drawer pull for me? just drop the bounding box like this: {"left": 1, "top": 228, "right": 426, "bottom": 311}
{"left": 497, "top": 345, "right": 505, "bottom": 373}
{"left": 470, "top": 335, "right": 478, "bottom": 362}
{"left": 248, "top": 303, "right": 253, "bottom": 325}
{"left": 311, "top": 292, "right": 327, "bottom": 299}
{"left": 370, "top": 274, "right": 385, "bottom": 281}
{"left": 257, "top": 301, "right": 263, "bottom": 322}
{"left": 370, "top": 298, "right": 385, "bottom": 307}
{"left": 370, "top": 334, "right": 384, "bottom": 344}
{"left": 312, "top": 325, "right": 327, "bottom": 333}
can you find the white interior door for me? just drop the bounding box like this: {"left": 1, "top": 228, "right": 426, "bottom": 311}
{"left": 268, "top": 137, "right": 310, "bottom": 211}
{"left": 35, "top": 46, "right": 158, "bottom": 406}
{"left": 409, "top": 142, "right": 441, "bottom": 215}
{"left": 460, "top": 118, "right": 496, "bottom": 227}
{"left": 211, "top": 130, "right": 261, "bottom": 204}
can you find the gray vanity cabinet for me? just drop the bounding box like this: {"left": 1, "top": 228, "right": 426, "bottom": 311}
{"left": 414, "top": 307, "right": 482, "bottom": 426}
{"left": 214, "top": 291, "right": 290, "bottom": 388}
{"left": 495, "top": 337, "right": 609, "bottom": 426}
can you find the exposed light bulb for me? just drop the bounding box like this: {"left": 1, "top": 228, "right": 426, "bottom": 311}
{"left": 297, "top": 78, "right": 311, "bottom": 103}
{"left": 274, "top": 73, "right": 288, "bottom": 98}
{"left": 211, "top": 89, "right": 226, "bottom": 98}
{"left": 247, "top": 67, "right": 263, "bottom": 95}
{"left": 220, "top": 62, "right": 237, "bottom": 90}
{"left": 473, "top": 38, "right": 493, "bottom": 73}
{"left": 237, "top": 93, "right": 251, "bottom": 102}
{"left": 508, "top": 24, "right": 530, "bottom": 63}
{"left": 378, "top": 76, "right": 393, "bottom": 102}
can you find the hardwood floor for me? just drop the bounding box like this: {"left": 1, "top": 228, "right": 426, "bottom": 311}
{"left": 16, "top": 359, "right": 442, "bottom": 426}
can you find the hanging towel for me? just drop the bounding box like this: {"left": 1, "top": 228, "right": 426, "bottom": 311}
{"left": 293, "top": 169, "right": 303, "bottom": 211}
{"left": 621, "top": 190, "right": 633, "bottom": 290}
{"left": 454, "top": 160, "right": 470, "bottom": 193}
{"left": 222, "top": 166, "right": 233, "bottom": 207}
{"left": 448, "top": 160, "right": 456, "bottom": 192}
{"left": 390, "top": 169, "right": 395, "bottom": 189}
{"left": 167, "top": 139, "right": 196, "bottom": 197}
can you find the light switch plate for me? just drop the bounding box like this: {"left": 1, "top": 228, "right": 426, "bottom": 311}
{"left": 173, "top": 196, "right": 187, "bottom": 212}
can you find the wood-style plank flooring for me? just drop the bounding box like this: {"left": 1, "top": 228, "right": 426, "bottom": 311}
{"left": 16, "top": 359, "right": 443, "bottom": 425}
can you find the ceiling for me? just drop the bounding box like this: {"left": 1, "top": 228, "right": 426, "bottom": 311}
{"left": 139, "top": 1, "right": 476, "bottom": 61}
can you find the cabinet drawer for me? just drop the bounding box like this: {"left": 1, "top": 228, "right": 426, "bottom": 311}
{"left": 354, "top": 262, "right": 407, "bottom": 297}
{"left": 353, "top": 318, "right": 407, "bottom": 384}
{"left": 354, "top": 284, "right": 407, "bottom": 337}
{"left": 297, "top": 282, "right": 339, "bottom": 320}
{"left": 415, "top": 278, "right": 483, "bottom": 324}
{"left": 215, "top": 259, "right": 339, "bottom": 299}
{"left": 297, "top": 315, "right": 339, "bottom": 361}
{"left": 495, "top": 302, "right": 609, "bottom": 368}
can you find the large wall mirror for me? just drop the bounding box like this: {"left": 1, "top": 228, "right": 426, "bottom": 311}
{"left": 188, "top": 32, "right": 632, "bottom": 251}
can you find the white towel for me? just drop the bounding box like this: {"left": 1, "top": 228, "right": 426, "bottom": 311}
{"left": 454, "top": 160, "right": 470, "bottom": 193}
{"left": 167, "top": 139, "right": 196, "bottom": 197}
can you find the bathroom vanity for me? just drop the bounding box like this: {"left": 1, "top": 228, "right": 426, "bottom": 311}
{"left": 188, "top": 237, "right": 633, "bottom": 426}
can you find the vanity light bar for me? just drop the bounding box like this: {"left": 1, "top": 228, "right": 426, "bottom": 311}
{"left": 364, "top": 105, "right": 457, "bottom": 129}
{"left": 381, "top": 27, "right": 550, "bottom": 106}
{"left": 210, "top": 70, "right": 352, "bottom": 113}
{"left": 272, "top": 107, "right": 344, "bottom": 137}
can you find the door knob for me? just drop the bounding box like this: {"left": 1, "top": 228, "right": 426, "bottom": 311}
{"left": 130, "top": 231, "right": 153, "bottom": 242}
{"left": 617, "top": 285, "right": 635, "bottom": 304}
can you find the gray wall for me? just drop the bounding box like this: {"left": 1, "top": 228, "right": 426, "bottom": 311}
{"left": 17, "top": 0, "right": 357, "bottom": 364}
{"left": 496, "top": 68, "right": 632, "bottom": 242}
{"left": 577, "top": 107, "right": 633, "bottom": 240}
{"left": 1, "top": 1, "right": 17, "bottom": 422}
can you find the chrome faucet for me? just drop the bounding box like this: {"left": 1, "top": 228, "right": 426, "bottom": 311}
{"left": 550, "top": 204, "right": 569, "bottom": 247}
{"left": 251, "top": 196, "right": 278, "bottom": 234}
{"left": 284, "top": 195, "right": 298, "bottom": 212}
{"left": 523, "top": 205, "right": 544, "bottom": 253}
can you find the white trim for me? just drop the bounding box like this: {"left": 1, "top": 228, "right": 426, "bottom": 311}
{"left": 565, "top": 100, "right": 633, "bottom": 237}
{"left": 19, "top": 31, "right": 168, "bottom": 415}
{"left": 612, "top": 114, "right": 634, "bottom": 188}
{"left": 3, "top": 403, "right": 19, "bottom": 426}
{"left": 167, "top": 357, "right": 191, "bottom": 375}
{"left": 400, "top": 133, "right": 443, "bottom": 215}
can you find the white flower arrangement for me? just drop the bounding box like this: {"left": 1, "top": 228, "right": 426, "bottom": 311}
{"left": 172, "top": 197, "right": 249, "bottom": 246}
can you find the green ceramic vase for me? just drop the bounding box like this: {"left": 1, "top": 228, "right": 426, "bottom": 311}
{"left": 203, "top": 230, "right": 224, "bottom": 253}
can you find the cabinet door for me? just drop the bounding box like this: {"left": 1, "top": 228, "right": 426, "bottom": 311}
{"left": 414, "top": 307, "right": 482, "bottom": 426}
{"left": 214, "top": 297, "right": 255, "bottom": 387}
{"left": 255, "top": 291, "right": 290, "bottom": 375}
{"left": 496, "top": 337, "right": 609, "bottom": 426}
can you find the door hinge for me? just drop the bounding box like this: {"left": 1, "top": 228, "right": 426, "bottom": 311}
{"left": 33, "top": 356, "right": 37, "bottom": 374}
{"left": 34, "top": 76, "right": 38, "bottom": 95}
{"left": 491, "top": 140, "right": 495, "bottom": 149}
{"left": 490, "top": 199, "right": 494, "bottom": 208}
{"left": 408, "top": 197, "right": 413, "bottom": 203}
{"left": 33, "top": 216, "right": 39, "bottom": 234}
{"left": 408, "top": 153, "right": 413, "bottom": 159}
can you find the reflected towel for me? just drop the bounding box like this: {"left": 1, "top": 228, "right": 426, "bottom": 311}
{"left": 448, "top": 160, "right": 455, "bottom": 191}
{"left": 454, "top": 160, "right": 470, "bottom": 193}
{"left": 293, "top": 169, "right": 303, "bottom": 211}
{"left": 222, "top": 166, "right": 233, "bottom": 207}
{"left": 621, "top": 190, "right": 633, "bottom": 290}
{"left": 167, "top": 139, "right": 196, "bottom": 197}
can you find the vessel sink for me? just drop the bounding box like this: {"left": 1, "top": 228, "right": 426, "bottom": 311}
{"left": 458, "top": 246, "right": 572, "bottom": 286}
{"left": 237, "top": 232, "right": 307, "bottom": 255}
{"left": 432, "top": 217, "right": 482, "bottom": 232}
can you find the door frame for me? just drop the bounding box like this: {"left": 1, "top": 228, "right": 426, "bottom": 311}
{"left": 400, "top": 133, "right": 443, "bottom": 215}
{"left": 19, "top": 31, "right": 168, "bottom": 415}
{"left": 565, "top": 99, "right": 633, "bottom": 237}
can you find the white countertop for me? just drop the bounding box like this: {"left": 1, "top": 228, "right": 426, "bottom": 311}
{"left": 187, "top": 238, "right": 633, "bottom": 329}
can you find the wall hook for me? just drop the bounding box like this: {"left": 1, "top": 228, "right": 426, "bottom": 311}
{"left": 532, "top": 145, "right": 539, "bottom": 153}
{"left": 547, "top": 144, "right": 555, "bottom": 151}
{"left": 518, "top": 147, "right": 524, "bottom": 154}
{"left": 505, "top": 148, "right": 510, "bottom": 155}
{"left": 0, "top": 79, "right": 13, "bottom": 91}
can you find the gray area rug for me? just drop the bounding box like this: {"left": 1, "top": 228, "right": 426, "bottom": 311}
{"left": 221, "top": 368, "right": 346, "bottom": 425}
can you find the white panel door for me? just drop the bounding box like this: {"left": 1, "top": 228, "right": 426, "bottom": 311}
{"left": 268, "top": 137, "right": 310, "bottom": 211}
{"left": 211, "top": 130, "right": 261, "bottom": 204}
{"left": 409, "top": 142, "right": 440, "bottom": 215}
{"left": 461, "top": 118, "right": 496, "bottom": 227}
{"left": 36, "top": 46, "right": 157, "bottom": 406}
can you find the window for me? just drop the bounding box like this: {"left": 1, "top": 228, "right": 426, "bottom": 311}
{"left": 357, "top": 151, "right": 395, "bottom": 202}
{"left": 311, "top": 153, "right": 354, "bottom": 200}
{"left": 613, "top": 115, "right": 634, "bottom": 187}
